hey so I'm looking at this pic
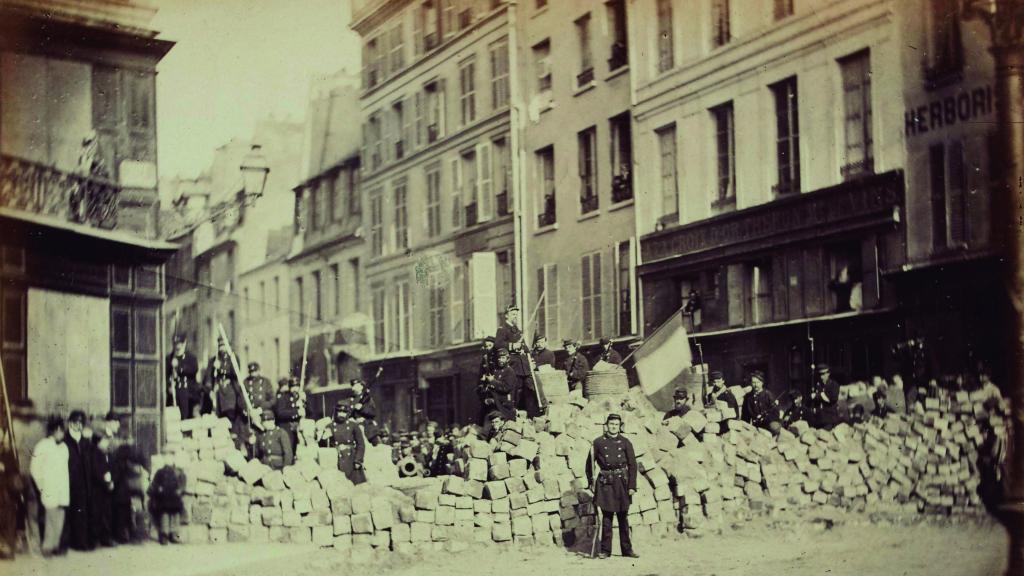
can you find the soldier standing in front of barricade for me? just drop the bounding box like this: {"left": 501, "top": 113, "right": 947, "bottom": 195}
{"left": 320, "top": 400, "right": 366, "bottom": 484}
{"left": 490, "top": 348, "right": 519, "bottom": 421}
{"left": 477, "top": 337, "right": 498, "bottom": 416}
{"left": 275, "top": 377, "right": 305, "bottom": 451}
{"left": 495, "top": 304, "right": 539, "bottom": 416}
{"left": 586, "top": 414, "right": 639, "bottom": 559}
{"left": 207, "top": 341, "right": 248, "bottom": 449}
{"left": 563, "top": 339, "right": 590, "bottom": 392}
{"left": 166, "top": 334, "right": 199, "bottom": 420}
{"left": 808, "top": 363, "right": 842, "bottom": 430}
{"left": 203, "top": 338, "right": 238, "bottom": 415}
{"left": 243, "top": 362, "right": 276, "bottom": 419}
{"left": 249, "top": 411, "right": 293, "bottom": 470}
{"left": 743, "top": 371, "right": 781, "bottom": 434}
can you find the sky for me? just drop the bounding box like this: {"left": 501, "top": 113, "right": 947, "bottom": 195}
{"left": 153, "top": 0, "right": 362, "bottom": 179}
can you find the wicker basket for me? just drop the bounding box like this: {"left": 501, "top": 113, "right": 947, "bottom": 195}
{"left": 584, "top": 369, "right": 629, "bottom": 400}
{"left": 535, "top": 371, "right": 569, "bottom": 403}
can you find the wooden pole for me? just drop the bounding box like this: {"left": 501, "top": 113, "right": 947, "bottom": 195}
{"left": 300, "top": 302, "right": 312, "bottom": 388}
{"left": 0, "top": 355, "right": 19, "bottom": 469}
{"left": 217, "top": 321, "right": 262, "bottom": 431}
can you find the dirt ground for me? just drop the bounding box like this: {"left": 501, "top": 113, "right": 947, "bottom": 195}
{"left": 4, "top": 514, "right": 1008, "bottom": 576}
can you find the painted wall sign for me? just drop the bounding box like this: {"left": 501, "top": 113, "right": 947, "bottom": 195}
{"left": 904, "top": 85, "right": 993, "bottom": 137}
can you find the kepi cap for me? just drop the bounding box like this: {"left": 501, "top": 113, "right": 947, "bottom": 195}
{"left": 605, "top": 413, "right": 622, "bottom": 424}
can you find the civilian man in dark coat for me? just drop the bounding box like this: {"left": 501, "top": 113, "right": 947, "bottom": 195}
{"left": 595, "top": 338, "right": 623, "bottom": 365}
{"left": 63, "top": 410, "right": 92, "bottom": 551}
{"left": 88, "top": 431, "right": 115, "bottom": 547}
{"left": 704, "top": 371, "right": 739, "bottom": 412}
{"left": 563, "top": 340, "right": 590, "bottom": 392}
{"left": 586, "top": 414, "right": 638, "bottom": 559}
{"left": 808, "top": 363, "right": 842, "bottom": 430}
{"left": 662, "top": 388, "right": 693, "bottom": 421}
{"left": 490, "top": 348, "right": 519, "bottom": 421}
{"left": 531, "top": 335, "right": 555, "bottom": 367}
{"left": 166, "top": 334, "right": 199, "bottom": 420}
{"left": 742, "top": 371, "right": 781, "bottom": 434}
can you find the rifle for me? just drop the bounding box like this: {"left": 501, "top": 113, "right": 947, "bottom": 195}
{"left": 217, "top": 322, "right": 263, "bottom": 431}
{"left": 168, "top": 310, "right": 180, "bottom": 408}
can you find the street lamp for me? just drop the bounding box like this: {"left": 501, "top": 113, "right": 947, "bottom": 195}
{"left": 960, "top": 2, "right": 1024, "bottom": 575}
{"left": 240, "top": 144, "right": 270, "bottom": 200}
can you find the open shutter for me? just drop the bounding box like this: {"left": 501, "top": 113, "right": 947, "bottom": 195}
{"left": 477, "top": 141, "right": 493, "bottom": 221}
{"left": 438, "top": 80, "right": 447, "bottom": 137}
{"left": 592, "top": 252, "right": 602, "bottom": 338}
{"left": 548, "top": 265, "right": 559, "bottom": 341}
{"left": 470, "top": 252, "right": 498, "bottom": 339}
{"left": 414, "top": 92, "right": 424, "bottom": 148}
{"left": 450, "top": 157, "right": 463, "bottom": 229}
{"left": 451, "top": 264, "right": 465, "bottom": 343}
{"left": 403, "top": 96, "right": 413, "bottom": 155}
{"left": 727, "top": 263, "right": 744, "bottom": 327}
{"left": 413, "top": 4, "right": 424, "bottom": 56}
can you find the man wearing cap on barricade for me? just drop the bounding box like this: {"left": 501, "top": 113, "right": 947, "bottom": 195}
{"left": 350, "top": 378, "right": 380, "bottom": 444}
{"left": 490, "top": 348, "right": 519, "bottom": 421}
{"left": 275, "top": 377, "right": 305, "bottom": 451}
{"left": 595, "top": 337, "right": 622, "bottom": 366}
{"left": 321, "top": 399, "right": 366, "bottom": 484}
{"left": 243, "top": 362, "right": 276, "bottom": 419}
{"left": 249, "top": 410, "right": 293, "bottom": 470}
{"left": 663, "top": 388, "right": 694, "bottom": 421}
{"left": 477, "top": 337, "right": 499, "bottom": 417}
{"left": 586, "top": 414, "right": 638, "bottom": 559}
{"left": 563, "top": 339, "right": 590, "bottom": 392}
{"left": 494, "top": 304, "right": 539, "bottom": 415}
{"left": 203, "top": 337, "right": 238, "bottom": 416}
{"left": 532, "top": 334, "right": 555, "bottom": 368}
{"left": 166, "top": 333, "right": 199, "bottom": 420}
{"left": 742, "top": 371, "right": 781, "bottom": 434}
{"left": 704, "top": 370, "right": 739, "bottom": 412}
{"left": 809, "top": 363, "right": 842, "bottom": 430}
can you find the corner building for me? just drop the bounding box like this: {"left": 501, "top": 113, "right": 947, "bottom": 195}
{"left": 351, "top": 0, "right": 517, "bottom": 431}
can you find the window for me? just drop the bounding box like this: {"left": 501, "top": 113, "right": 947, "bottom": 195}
{"left": 578, "top": 127, "right": 598, "bottom": 214}
{"left": 656, "top": 0, "right": 674, "bottom": 72}
{"left": 537, "top": 146, "right": 556, "bottom": 227}
{"left": 576, "top": 14, "right": 594, "bottom": 86}
{"left": 365, "top": 36, "right": 381, "bottom": 88}
{"left": 451, "top": 264, "right": 466, "bottom": 343}
{"left": 610, "top": 112, "right": 632, "bottom": 202}
{"left": 494, "top": 138, "right": 511, "bottom": 214}
{"left": 678, "top": 276, "right": 701, "bottom": 332}
{"left": 774, "top": 0, "right": 794, "bottom": 20}
{"left": 392, "top": 100, "right": 406, "bottom": 160}
{"left": 926, "top": 0, "right": 963, "bottom": 83}
{"left": 930, "top": 141, "right": 969, "bottom": 251}
{"left": 476, "top": 142, "right": 494, "bottom": 222}
{"left": 273, "top": 276, "right": 280, "bottom": 310}
{"left": 389, "top": 23, "right": 404, "bottom": 72}
{"left": 331, "top": 263, "right": 341, "bottom": 317}
{"left": 534, "top": 40, "right": 552, "bottom": 93}
{"left": 370, "top": 188, "right": 384, "bottom": 257}
{"left": 581, "top": 252, "right": 603, "bottom": 341}
{"left": 772, "top": 77, "right": 800, "bottom": 195}
{"left": 244, "top": 287, "right": 251, "bottom": 319}
{"left": 490, "top": 38, "right": 510, "bottom": 110}
{"left": 616, "top": 240, "right": 633, "bottom": 336}
{"left": 393, "top": 179, "right": 409, "bottom": 251}
{"left": 657, "top": 124, "right": 679, "bottom": 223}
{"left": 827, "top": 243, "right": 863, "bottom": 313}
{"left": 295, "top": 277, "right": 305, "bottom": 325}
{"left": 259, "top": 281, "right": 267, "bottom": 316}
{"left": 372, "top": 286, "right": 386, "bottom": 353}
{"left": 367, "top": 113, "right": 384, "bottom": 169}
{"left": 317, "top": 179, "right": 330, "bottom": 228}
{"left": 498, "top": 250, "right": 514, "bottom": 311}
{"left": 428, "top": 285, "right": 447, "bottom": 347}
{"left": 347, "top": 168, "right": 361, "bottom": 215}
{"left": 536, "top": 264, "right": 559, "bottom": 341}
{"left": 309, "top": 186, "right": 319, "bottom": 231}
{"left": 712, "top": 102, "right": 736, "bottom": 204}
{"left": 450, "top": 157, "right": 463, "bottom": 229}
{"left": 459, "top": 58, "right": 477, "bottom": 126}
{"left": 1, "top": 287, "right": 26, "bottom": 403}
{"left": 426, "top": 164, "right": 442, "bottom": 238}
{"left": 607, "top": 0, "right": 628, "bottom": 71}
{"left": 349, "top": 258, "right": 360, "bottom": 313}
{"left": 332, "top": 174, "right": 345, "bottom": 221}
{"left": 840, "top": 51, "right": 874, "bottom": 179}
{"left": 425, "top": 80, "right": 446, "bottom": 141}
{"left": 313, "top": 270, "right": 323, "bottom": 321}
{"left": 745, "top": 261, "right": 773, "bottom": 325}
{"left": 711, "top": 0, "right": 731, "bottom": 48}
{"left": 441, "top": 0, "right": 456, "bottom": 40}
{"left": 462, "top": 150, "right": 478, "bottom": 225}
{"left": 390, "top": 280, "right": 412, "bottom": 351}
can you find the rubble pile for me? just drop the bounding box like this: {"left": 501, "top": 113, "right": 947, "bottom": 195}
{"left": 150, "top": 381, "right": 1008, "bottom": 552}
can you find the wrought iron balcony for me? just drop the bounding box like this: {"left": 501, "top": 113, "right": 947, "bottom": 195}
{"left": 0, "top": 154, "right": 119, "bottom": 229}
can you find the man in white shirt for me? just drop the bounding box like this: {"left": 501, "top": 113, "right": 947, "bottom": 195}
{"left": 31, "top": 417, "right": 69, "bottom": 557}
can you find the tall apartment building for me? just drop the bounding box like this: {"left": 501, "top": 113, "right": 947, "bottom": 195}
{"left": 0, "top": 0, "right": 176, "bottom": 459}
{"left": 630, "top": 0, "right": 909, "bottom": 392}
{"left": 516, "top": 0, "right": 638, "bottom": 360}
{"left": 351, "top": 0, "right": 516, "bottom": 431}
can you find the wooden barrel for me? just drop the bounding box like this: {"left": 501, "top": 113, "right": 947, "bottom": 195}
{"left": 584, "top": 369, "right": 629, "bottom": 400}
{"left": 536, "top": 371, "right": 569, "bottom": 403}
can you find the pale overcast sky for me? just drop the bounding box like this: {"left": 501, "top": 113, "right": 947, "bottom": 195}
{"left": 153, "top": 0, "right": 362, "bottom": 179}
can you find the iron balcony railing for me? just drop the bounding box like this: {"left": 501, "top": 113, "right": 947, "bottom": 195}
{"left": 0, "top": 153, "right": 119, "bottom": 229}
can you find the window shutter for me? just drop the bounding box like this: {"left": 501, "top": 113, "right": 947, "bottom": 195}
{"left": 536, "top": 266, "right": 547, "bottom": 338}
{"left": 477, "top": 142, "right": 493, "bottom": 221}
{"left": 438, "top": 80, "right": 447, "bottom": 136}
{"left": 548, "top": 265, "right": 559, "bottom": 341}
{"left": 470, "top": 252, "right": 498, "bottom": 339}
{"left": 415, "top": 92, "right": 424, "bottom": 147}
{"left": 581, "top": 255, "right": 592, "bottom": 339}
{"left": 726, "top": 263, "right": 745, "bottom": 327}
{"left": 450, "top": 157, "right": 463, "bottom": 229}
{"left": 413, "top": 5, "right": 424, "bottom": 56}
{"left": 451, "top": 265, "right": 465, "bottom": 343}
{"left": 403, "top": 96, "right": 413, "bottom": 153}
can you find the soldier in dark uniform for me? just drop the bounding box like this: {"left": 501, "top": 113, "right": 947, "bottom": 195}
{"left": 243, "top": 362, "right": 277, "bottom": 418}
{"left": 88, "top": 431, "right": 115, "bottom": 547}
{"left": 494, "top": 304, "right": 540, "bottom": 416}
{"left": 704, "top": 370, "right": 739, "bottom": 412}
{"left": 211, "top": 360, "right": 248, "bottom": 450}
{"left": 742, "top": 371, "right": 781, "bottom": 433}
{"left": 477, "top": 337, "right": 499, "bottom": 418}
{"left": 64, "top": 410, "right": 92, "bottom": 551}
{"left": 320, "top": 401, "right": 366, "bottom": 484}
{"left": 203, "top": 338, "right": 239, "bottom": 416}
{"left": 148, "top": 464, "right": 185, "bottom": 545}
{"left": 662, "top": 388, "right": 693, "bottom": 421}
{"left": 808, "top": 363, "right": 842, "bottom": 430}
{"left": 166, "top": 334, "right": 199, "bottom": 420}
{"left": 595, "top": 337, "right": 623, "bottom": 365}
{"left": 490, "top": 348, "right": 519, "bottom": 421}
{"left": 586, "top": 414, "right": 638, "bottom": 559}
{"left": 249, "top": 411, "right": 293, "bottom": 470}
{"left": 531, "top": 335, "right": 555, "bottom": 367}
{"left": 275, "top": 377, "right": 305, "bottom": 451}
{"left": 350, "top": 378, "right": 380, "bottom": 445}
{"left": 563, "top": 339, "right": 590, "bottom": 392}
